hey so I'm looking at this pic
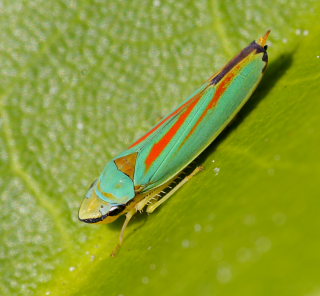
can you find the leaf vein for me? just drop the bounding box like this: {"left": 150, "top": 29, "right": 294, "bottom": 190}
{"left": 0, "top": 105, "right": 74, "bottom": 255}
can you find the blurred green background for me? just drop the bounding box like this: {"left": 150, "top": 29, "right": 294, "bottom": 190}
{"left": 1, "top": 0, "right": 320, "bottom": 295}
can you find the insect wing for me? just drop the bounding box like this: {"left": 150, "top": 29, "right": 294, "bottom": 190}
{"left": 121, "top": 37, "right": 268, "bottom": 192}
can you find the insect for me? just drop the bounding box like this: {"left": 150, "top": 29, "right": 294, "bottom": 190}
{"left": 79, "top": 31, "right": 270, "bottom": 251}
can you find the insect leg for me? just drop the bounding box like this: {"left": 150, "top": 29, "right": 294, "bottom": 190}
{"left": 111, "top": 208, "right": 137, "bottom": 256}
{"left": 111, "top": 193, "right": 160, "bottom": 256}
{"left": 135, "top": 193, "right": 159, "bottom": 212}
{"left": 146, "top": 166, "right": 203, "bottom": 214}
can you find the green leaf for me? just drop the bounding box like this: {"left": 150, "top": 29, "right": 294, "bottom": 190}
{"left": 1, "top": 1, "right": 320, "bottom": 295}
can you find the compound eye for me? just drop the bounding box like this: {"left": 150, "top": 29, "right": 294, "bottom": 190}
{"left": 108, "top": 204, "right": 126, "bottom": 216}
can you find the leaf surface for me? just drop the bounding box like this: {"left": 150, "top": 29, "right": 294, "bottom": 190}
{"left": 1, "top": 1, "right": 320, "bottom": 295}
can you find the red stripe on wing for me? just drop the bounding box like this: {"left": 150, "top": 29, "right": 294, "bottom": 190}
{"left": 145, "top": 90, "right": 205, "bottom": 169}
{"left": 129, "top": 93, "right": 203, "bottom": 149}
{"left": 183, "top": 67, "right": 239, "bottom": 143}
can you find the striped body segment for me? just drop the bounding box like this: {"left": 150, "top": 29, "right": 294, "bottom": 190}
{"left": 79, "top": 32, "right": 270, "bottom": 224}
